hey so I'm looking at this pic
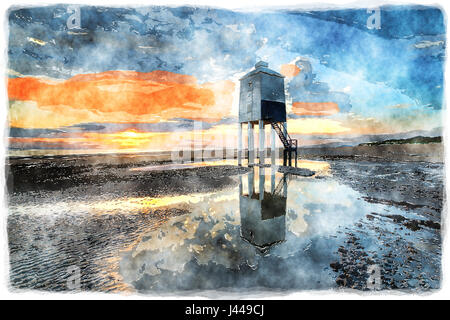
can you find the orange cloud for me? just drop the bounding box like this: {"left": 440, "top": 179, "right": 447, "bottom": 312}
{"left": 7, "top": 70, "right": 235, "bottom": 128}
{"left": 280, "top": 64, "right": 301, "bottom": 77}
{"left": 292, "top": 102, "right": 340, "bottom": 116}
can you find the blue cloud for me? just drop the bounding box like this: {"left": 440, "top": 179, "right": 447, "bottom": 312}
{"left": 7, "top": 4, "right": 445, "bottom": 132}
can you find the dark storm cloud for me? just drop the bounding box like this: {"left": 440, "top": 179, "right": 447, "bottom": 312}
{"left": 7, "top": 5, "right": 263, "bottom": 80}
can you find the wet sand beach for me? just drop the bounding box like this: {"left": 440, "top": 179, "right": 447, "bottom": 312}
{"left": 5, "top": 147, "right": 444, "bottom": 294}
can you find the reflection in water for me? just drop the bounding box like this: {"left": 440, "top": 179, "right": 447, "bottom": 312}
{"left": 118, "top": 163, "right": 364, "bottom": 291}
{"left": 8, "top": 158, "right": 441, "bottom": 293}
{"left": 239, "top": 167, "right": 287, "bottom": 250}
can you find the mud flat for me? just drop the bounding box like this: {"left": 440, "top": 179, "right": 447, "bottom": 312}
{"left": 325, "top": 159, "right": 443, "bottom": 290}
{"left": 297, "top": 144, "right": 444, "bottom": 290}
{"left": 300, "top": 143, "right": 444, "bottom": 163}
{"left": 5, "top": 152, "right": 444, "bottom": 293}
{"left": 6, "top": 158, "right": 250, "bottom": 199}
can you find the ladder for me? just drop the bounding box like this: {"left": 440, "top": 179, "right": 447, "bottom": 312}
{"left": 270, "top": 121, "right": 298, "bottom": 166}
{"left": 271, "top": 122, "right": 297, "bottom": 151}
{"left": 273, "top": 173, "right": 289, "bottom": 196}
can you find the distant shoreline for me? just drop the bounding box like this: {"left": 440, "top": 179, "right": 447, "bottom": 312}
{"left": 5, "top": 142, "right": 444, "bottom": 165}
{"left": 300, "top": 143, "right": 444, "bottom": 163}
{"left": 359, "top": 136, "right": 442, "bottom": 146}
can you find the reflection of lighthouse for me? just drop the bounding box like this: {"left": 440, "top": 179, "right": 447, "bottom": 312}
{"left": 239, "top": 167, "right": 288, "bottom": 249}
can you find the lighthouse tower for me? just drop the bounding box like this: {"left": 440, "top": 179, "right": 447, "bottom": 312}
{"left": 237, "top": 61, "right": 297, "bottom": 167}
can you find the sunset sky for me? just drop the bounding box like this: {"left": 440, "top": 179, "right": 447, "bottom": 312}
{"left": 7, "top": 5, "right": 445, "bottom": 154}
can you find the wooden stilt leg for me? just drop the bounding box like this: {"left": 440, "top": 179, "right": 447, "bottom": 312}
{"left": 259, "top": 120, "right": 265, "bottom": 166}
{"left": 248, "top": 122, "right": 254, "bottom": 166}
{"left": 238, "top": 123, "right": 242, "bottom": 166}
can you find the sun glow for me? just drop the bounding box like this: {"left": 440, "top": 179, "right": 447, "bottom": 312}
{"left": 83, "top": 129, "right": 166, "bottom": 149}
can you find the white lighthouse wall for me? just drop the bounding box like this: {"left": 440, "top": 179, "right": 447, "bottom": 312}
{"left": 239, "top": 72, "right": 285, "bottom": 123}
{"left": 239, "top": 74, "right": 261, "bottom": 123}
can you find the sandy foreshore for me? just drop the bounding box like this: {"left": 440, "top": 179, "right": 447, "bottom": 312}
{"left": 5, "top": 145, "right": 445, "bottom": 292}
{"left": 7, "top": 142, "right": 444, "bottom": 166}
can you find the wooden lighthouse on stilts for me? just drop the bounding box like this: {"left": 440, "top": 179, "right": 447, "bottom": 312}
{"left": 237, "top": 61, "right": 298, "bottom": 167}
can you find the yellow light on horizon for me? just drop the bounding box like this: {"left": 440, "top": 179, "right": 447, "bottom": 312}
{"left": 83, "top": 129, "right": 168, "bottom": 149}
{"left": 287, "top": 118, "right": 351, "bottom": 135}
